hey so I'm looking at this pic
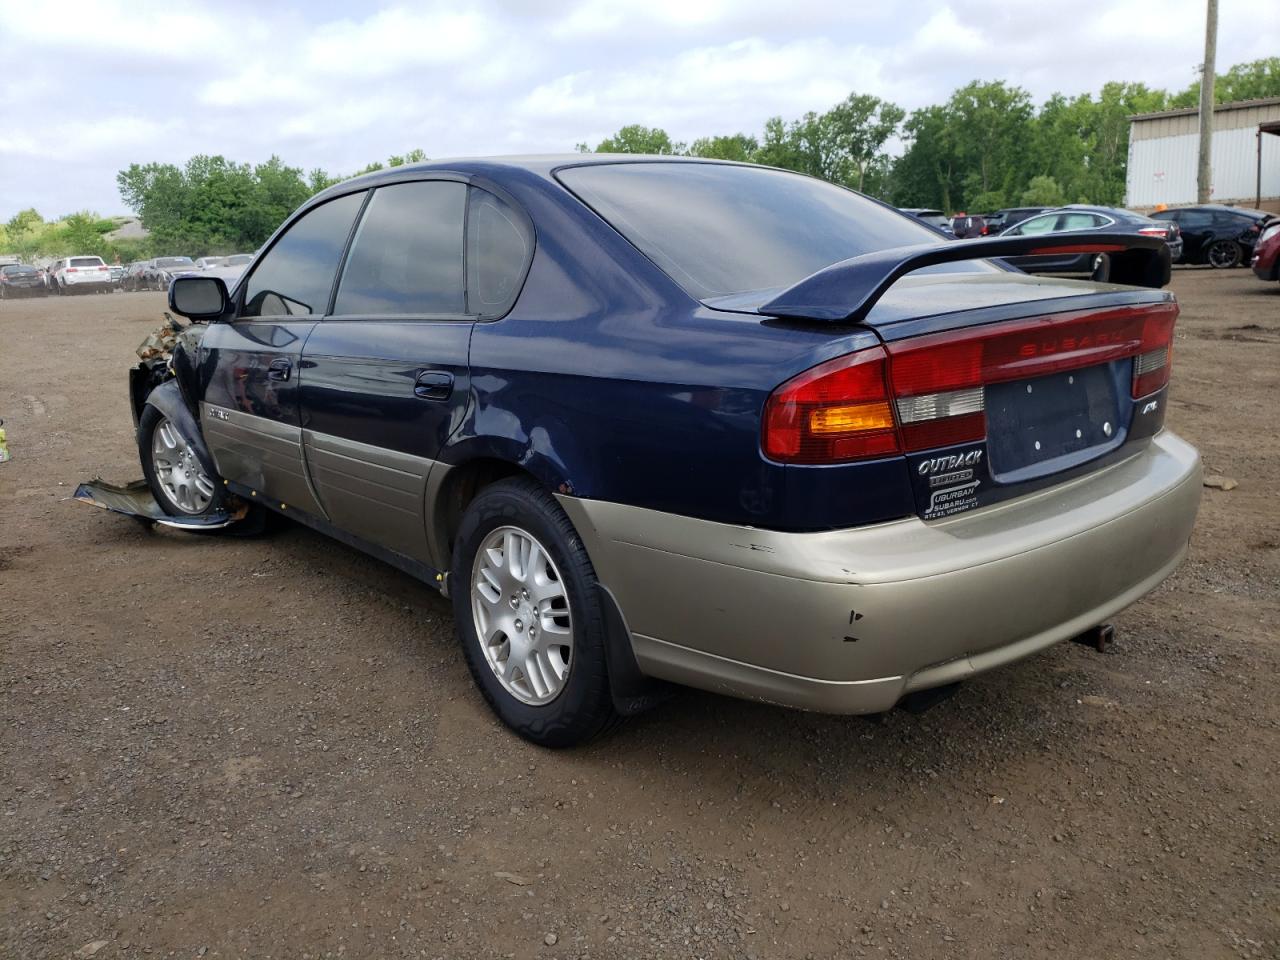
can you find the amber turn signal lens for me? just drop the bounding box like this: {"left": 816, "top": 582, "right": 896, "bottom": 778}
{"left": 808, "top": 401, "right": 895, "bottom": 435}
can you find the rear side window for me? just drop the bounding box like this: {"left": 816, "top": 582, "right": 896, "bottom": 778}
{"left": 467, "top": 188, "right": 532, "bottom": 316}
{"left": 242, "top": 191, "right": 366, "bottom": 318}
{"left": 334, "top": 180, "right": 466, "bottom": 316}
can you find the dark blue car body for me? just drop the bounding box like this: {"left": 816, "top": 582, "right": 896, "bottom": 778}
{"left": 146, "top": 156, "right": 1202, "bottom": 742}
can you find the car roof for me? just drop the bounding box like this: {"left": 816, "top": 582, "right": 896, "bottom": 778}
{"left": 323, "top": 153, "right": 746, "bottom": 193}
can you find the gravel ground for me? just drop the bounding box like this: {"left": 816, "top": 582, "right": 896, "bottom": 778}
{"left": 1, "top": 270, "right": 1277, "bottom": 960}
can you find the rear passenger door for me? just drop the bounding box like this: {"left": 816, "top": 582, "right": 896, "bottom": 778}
{"left": 199, "top": 190, "right": 366, "bottom": 516}
{"left": 298, "top": 178, "right": 531, "bottom": 565}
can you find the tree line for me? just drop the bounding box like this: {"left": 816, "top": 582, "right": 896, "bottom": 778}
{"left": 2, "top": 58, "right": 1275, "bottom": 261}
{"left": 583, "top": 57, "right": 1278, "bottom": 213}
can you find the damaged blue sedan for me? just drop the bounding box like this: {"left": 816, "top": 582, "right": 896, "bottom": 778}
{"left": 104, "top": 156, "right": 1200, "bottom": 746}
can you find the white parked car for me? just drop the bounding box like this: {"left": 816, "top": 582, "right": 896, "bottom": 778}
{"left": 50, "top": 256, "right": 113, "bottom": 294}
{"left": 194, "top": 257, "right": 226, "bottom": 270}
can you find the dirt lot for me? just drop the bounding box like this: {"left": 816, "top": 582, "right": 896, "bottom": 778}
{"left": 1, "top": 271, "right": 1277, "bottom": 960}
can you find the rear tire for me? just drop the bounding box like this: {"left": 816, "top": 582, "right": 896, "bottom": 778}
{"left": 1207, "top": 239, "right": 1241, "bottom": 269}
{"left": 450, "top": 477, "right": 620, "bottom": 747}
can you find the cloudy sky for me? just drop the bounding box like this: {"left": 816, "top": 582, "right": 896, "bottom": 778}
{"left": 1, "top": 0, "right": 1276, "bottom": 220}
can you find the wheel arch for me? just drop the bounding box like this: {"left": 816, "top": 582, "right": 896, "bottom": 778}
{"left": 141, "top": 380, "right": 219, "bottom": 480}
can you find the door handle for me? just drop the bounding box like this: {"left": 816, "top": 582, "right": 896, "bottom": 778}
{"left": 414, "top": 370, "right": 454, "bottom": 401}
{"left": 267, "top": 358, "right": 292, "bottom": 382}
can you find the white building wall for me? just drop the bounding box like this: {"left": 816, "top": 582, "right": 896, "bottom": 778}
{"left": 1126, "top": 127, "right": 1280, "bottom": 208}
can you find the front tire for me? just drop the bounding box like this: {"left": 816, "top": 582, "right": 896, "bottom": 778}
{"left": 450, "top": 477, "right": 619, "bottom": 747}
{"left": 1207, "top": 239, "right": 1241, "bottom": 268}
{"left": 138, "top": 405, "right": 224, "bottom": 517}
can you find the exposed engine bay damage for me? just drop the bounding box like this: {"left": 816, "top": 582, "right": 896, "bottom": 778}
{"left": 73, "top": 478, "right": 248, "bottom": 530}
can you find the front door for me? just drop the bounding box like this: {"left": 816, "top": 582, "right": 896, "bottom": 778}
{"left": 298, "top": 179, "right": 474, "bottom": 565}
{"left": 199, "top": 190, "right": 367, "bottom": 517}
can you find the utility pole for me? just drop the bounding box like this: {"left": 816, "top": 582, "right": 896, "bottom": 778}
{"left": 1197, "top": 0, "right": 1218, "bottom": 203}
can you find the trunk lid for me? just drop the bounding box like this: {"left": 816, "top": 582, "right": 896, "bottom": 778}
{"left": 752, "top": 272, "right": 1178, "bottom": 523}
{"left": 872, "top": 278, "right": 1177, "bottom": 520}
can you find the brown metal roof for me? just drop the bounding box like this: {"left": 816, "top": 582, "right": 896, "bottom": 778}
{"left": 1129, "top": 96, "right": 1280, "bottom": 122}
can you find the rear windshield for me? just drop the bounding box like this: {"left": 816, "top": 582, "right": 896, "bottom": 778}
{"left": 70, "top": 257, "right": 104, "bottom": 267}
{"left": 155, "top": 257, "right": 194, "bottom": 268}
{"left": 557, "top": 162, "right": 988, "bottom": 300}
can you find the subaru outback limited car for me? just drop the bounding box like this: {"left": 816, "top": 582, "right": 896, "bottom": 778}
{"left": 142, "top": 156, "right": 1201, "bottom": 746}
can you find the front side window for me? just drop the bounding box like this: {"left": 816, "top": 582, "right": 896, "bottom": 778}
{"left": 333, "top": 180, "right": 466, "bottom": 316}
{"left": 242, "top": 191, "right": 366, "bottom": 318}
{"left": 1010, "top": 214, "right": 1057, "bottom": 236}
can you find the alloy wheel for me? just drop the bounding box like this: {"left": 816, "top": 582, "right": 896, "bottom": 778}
{"left": 150, "top": 416, "right": 215, "bottom": 514}
{"left": 1207, "top": 240, "right": 1240, "bottom": 269}
{"left": 470, "top": 525, "right": 574, "bottom": 705}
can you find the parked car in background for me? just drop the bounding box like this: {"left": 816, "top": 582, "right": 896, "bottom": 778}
{"left": 195, "top": 257, "right": 226, "bottom": 270}
{"left": 985, "top": 207, "right": 1050, "bottom": 235}
{"left": 1251, "top": 217, "right": 1280, "bottom": 284}
{"left": 950, "top": 213, "right": 988, "bottom": 239}
{"left": 49, "top": 256, "right": 113, "bottom": 294}
{"left": 122, "top": 261, "right": 153, "bottom": 292}
{"left": 1149, "top": 204, "right": 1275, "bottom": 268}
{"left": 108, "top": 264, "right": 126, "bottom": 286}
{"left": 138, "top": 156, "right": 1197, "bottom": 746}
{"left": 1000, "top": 205, "right": 1182, "bottom": 277}
{"left": 140, "top": 256, "right": 198, "bottom": 290}
{"left": 899, "top": 208, "right": 954, "bottom": 236}
{"left": 0, "top": 263, "right": 47, "bottom": 298}
{"left": 223, "top": 253, "right": 253, "bottom": 267}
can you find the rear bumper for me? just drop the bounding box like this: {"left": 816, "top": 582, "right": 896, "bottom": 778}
{"left": 559, "top": 430, "right": 1201, "bottom": 714}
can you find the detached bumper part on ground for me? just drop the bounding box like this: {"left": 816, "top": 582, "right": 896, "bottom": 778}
{"left": 74, "top": 478, "right": 247, "bottom": 530}
{"left": 561, "top": 430, "right": 1201, "bottom": 714}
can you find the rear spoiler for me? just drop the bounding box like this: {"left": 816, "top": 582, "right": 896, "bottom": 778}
{"left": 760, "top": 232, "right": 1172, "bottom": 323}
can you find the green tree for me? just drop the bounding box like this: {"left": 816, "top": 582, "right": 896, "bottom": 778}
{"left": 824, "top": 93, "right": 905, "bottom": 192}
{"left": 753, "top": 115, "right": 812, "bottom": 173}
{"left": 892, "top": 105, "right": 962, "bottom": 211}
{"left": 949, "top": 80, "right": 1035, "bottom": 201}
{"left": 593, "top": 124, "right": 684, "bottom": 154}
{"left": 1172, "top": 56, "right": 1280, "bottom": 107}
{"left": 1020, "top": 175, "right": 1066, "bottom": 206}
{"left": 6, "top": 208, "right": 45, "bottom": 239}
{"left": 688, "top": 133, "right": 759, "bottom": 162}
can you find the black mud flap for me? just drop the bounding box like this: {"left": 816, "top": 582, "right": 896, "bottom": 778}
{"left": 73, "top": 478, "right": 248, "bottom": 531}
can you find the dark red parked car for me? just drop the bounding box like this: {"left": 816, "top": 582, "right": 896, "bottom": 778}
{"left": 1251, "top": 218, "right": 1280, "bottom": 284}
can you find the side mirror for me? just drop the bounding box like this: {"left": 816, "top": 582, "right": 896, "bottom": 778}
{"left": 169, "top": 275, "right": 230, "bottom": 321}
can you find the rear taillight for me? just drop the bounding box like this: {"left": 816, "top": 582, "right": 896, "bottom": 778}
{"left": 762, "top": 348, "right": 900, "bottom": 463}
{"left": 1131, "top": 306, "right": 1177, "bottom": 397}
{"left": 1137, "top": 226, "right": 1169, "bottom": 238}
{"left": 762, "top": 303, "right": 1179, "bottom": 464}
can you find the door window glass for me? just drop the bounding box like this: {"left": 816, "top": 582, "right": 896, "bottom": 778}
{"left": 1057, "top": 213, "right": 1097, "bottom": 231}
{"left": 242, "top": 191, "right": 365, "bottom": 318}
{"left": 334, "top": 180, "right": 466, "bottom": 316}
{"left": 467, "top": 189, "right": 532, "bottom": 316}
{"left": 1009, "top": 214, "right": 1057, "bottom": 236}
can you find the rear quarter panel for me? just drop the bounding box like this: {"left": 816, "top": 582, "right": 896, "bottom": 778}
{"left": 456, "top": 168, "right": 914, "bottom": 530}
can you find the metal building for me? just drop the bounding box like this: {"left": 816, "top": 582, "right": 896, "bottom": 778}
{"left": 1126, "top": 97, "right": 1280, "bottom": 212}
